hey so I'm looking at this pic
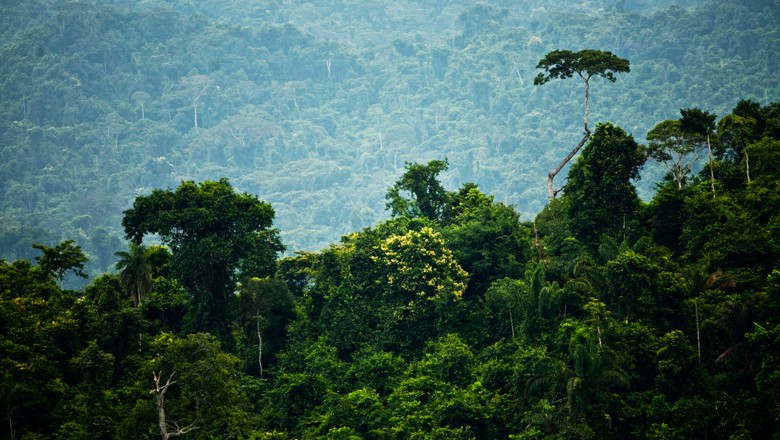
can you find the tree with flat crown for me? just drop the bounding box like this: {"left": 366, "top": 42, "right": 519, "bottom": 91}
{"left": 534, "top": 49, "right": 630, "bottom": 199}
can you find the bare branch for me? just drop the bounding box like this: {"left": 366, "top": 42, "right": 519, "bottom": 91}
{"left": 153, "top": 371, "right": 196, "bottom": 440}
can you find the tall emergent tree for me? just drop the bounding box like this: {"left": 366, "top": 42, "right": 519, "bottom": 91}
{"left": 122, "top": 178, "right": 284, "bottom": 346}
{"left": 534, "top": 49, "right": 630, "bottom": 199}
{"left": 178, "top": 74, "right": 213, "bottom": 128}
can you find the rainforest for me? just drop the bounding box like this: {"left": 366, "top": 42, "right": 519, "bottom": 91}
{"left": 1, "top": 0, "right": 779, "bottom": 439}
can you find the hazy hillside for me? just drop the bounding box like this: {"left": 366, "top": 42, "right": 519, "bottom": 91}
{"left": 1, "top": 0, "right": 777, "bottom": 276}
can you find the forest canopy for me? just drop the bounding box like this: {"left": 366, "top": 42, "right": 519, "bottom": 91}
{"left": 2, "top": 0, "right": 780, "bottom": 438}
{"left": 2, "top": 97, "right": 780, "bottom": 438}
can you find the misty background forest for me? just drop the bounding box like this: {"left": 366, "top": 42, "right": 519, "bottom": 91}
{"left": 2, "top": 0, "right": 778, "bottom": 276}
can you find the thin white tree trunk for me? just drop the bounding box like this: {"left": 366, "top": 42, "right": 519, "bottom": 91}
{"left": 547, "top": 77, "right": 592, "bottom": 199}
{"left": 707, "top": 133, "right": 715, "bottom": 195}
{"left": 257, "top": 314, "right": 263, "bottom": 378}
{"left": 153, "top": 372, "right": 195, "bottom": 440}
{"left": 509, "top": 309, "right": 515, "bottom": 340}
{"left": 695, "top": 301, "right": 701, "bottom": 363}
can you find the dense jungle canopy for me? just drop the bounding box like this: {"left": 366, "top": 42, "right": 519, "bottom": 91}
{"left": 2, "top": 0, "right": 780, "bottom": 439}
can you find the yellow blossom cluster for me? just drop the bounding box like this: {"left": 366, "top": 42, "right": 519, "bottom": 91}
{"left": 374, "top": 226, "right": 467, "bottom": 300}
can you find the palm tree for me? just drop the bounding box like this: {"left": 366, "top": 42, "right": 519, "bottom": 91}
{"left": 526, "top": 336, "right": 629, "bottom": 434}
{"left": 115, "top": 242, "right": 154, "bottom": 307}
{"left": 486, "top": 263, "right": 560, "bottom": 341}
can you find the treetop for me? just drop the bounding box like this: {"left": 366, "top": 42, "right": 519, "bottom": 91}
{"left": 534, "top": 49, "right": 630, "bottom": 85}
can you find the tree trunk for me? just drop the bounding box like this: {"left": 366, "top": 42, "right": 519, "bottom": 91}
{"left": 547, "top": 77, "right": 592, "bottom": 199}
{"left": 707, "top": 133, "right": 715, "bottom": 195}
{"left": 695, "top": 301, "right": 701, "bottom": 363}
{"left": 257, "top": 314, "right": 263, "bottom": 379}
{"left": 154, "top": 372, "right": 171, "bottom": 440}
{"left": 153, "top": 372, "right": 195, "bottom": 440}
{"left": 509, "top": 308, "right": 515, "bottom": 340}
{"left": 547, "top": 130, "right": 591, "bottom": 199}
{"left": 595, "top": 318, "right": 603, "bottom": 347}
{"left": 674, "top": 164, "right": 683, "bottom": 189}
{"left": 533, "top": 221, "right": 546, "bottom": 260}
{"left": 7, "top": 411, "right": 15, "bottom": 440}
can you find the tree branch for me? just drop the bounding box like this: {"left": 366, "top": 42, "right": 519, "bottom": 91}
{"left": 153, "top": 371, "right": 196, "bottom": 440}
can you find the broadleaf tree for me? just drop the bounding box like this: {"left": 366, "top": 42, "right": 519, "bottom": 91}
{"left": 645, "top": 119, "right": 704, "bottom": 190}
{"left": 679, "top": 107, "right": 717, "bottom": 194}
{"left": 534, "top": 49, "right": 630, "bottom": 199}
{"left": 386, "top": 159, "right": 450, "bottom": 222}
{"left": 121, "top": 178, "right": 284, "bottom": 348}
{"left": 564, "top": 123, "right": 645, "bottom": 249}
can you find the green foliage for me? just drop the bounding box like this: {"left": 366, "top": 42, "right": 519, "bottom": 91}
{"left": 32, "top": 240, "right": 88, "bottom": 281}
{"left": 386, "top": 159, "right": 451, "bottom": 221}
{"left": 373, "top": 226, "right": 467, "bottom": 350}
{"left": 565, "top": 123, "right": 646, "bottom": 248}
{"left": 645, "top": 181, "right": 688, "bottom": 253}
{"left": 1, "top": 0, "right": 778, "bottom": 269}
{"left": 645, "top": 119, "right": 704, "bottom": 189}
{"left": 526, "top": 331, "right": 629, "bottom": 438}
{"left": 122, "top": 178, "right": 284, "bottom": 346}
{"left": 237, "top": 276, "right": 295, "bottom": 376}
{"left": 114, "top": 242, "right": 154, "bottom": 307}
{"left": 746, "top": 138, "right": 780, "bottom": 184}
{"left": 534, "top": 49, "right": 630, "bottom": 86}
{"left": 443, "top": 184, "right": 533, "bottom": 298}
{"left": 0, "top": 258, "right": 75, "bottom": 438}
{"left": 486, "top": 264, "right": 561, "bottom": 343}
{"left": 679, "top": 107, "right": 716, "bottom": 138}
{"left": 1, "top": 1, "right": 780, "bottom": 437}
{"left": 127, "top": 332, "right": 257, "bottom": 440}
{"left": 603, "top": 249, "right": 686, "bottom": 323}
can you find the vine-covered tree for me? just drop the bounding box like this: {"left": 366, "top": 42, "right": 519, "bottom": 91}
{"left": 534, "top": 49, "right": 630, "bottom": 199}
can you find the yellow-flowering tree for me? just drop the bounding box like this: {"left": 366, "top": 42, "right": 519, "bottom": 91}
{"left": 372, "top": 226, "right": 468, "bottom": 353}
